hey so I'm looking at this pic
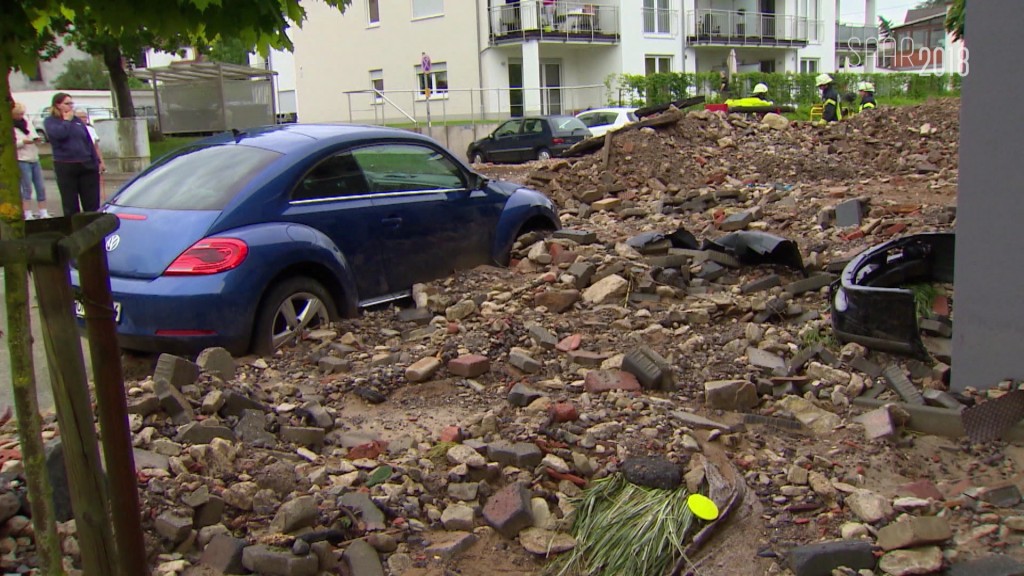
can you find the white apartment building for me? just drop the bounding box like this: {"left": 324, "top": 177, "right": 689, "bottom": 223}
{"left": 292, "top": 0, "right": 879, "bottom": 123}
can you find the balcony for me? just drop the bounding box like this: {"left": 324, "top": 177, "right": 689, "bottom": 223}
{"left": 836, "top": 23, "right": 879, "bottom": 50}
{"left": 685, "top": 9, "right": 819, "bottom": 46}
{"left": 489, "top": 1, "right": 620, "bottom": 46}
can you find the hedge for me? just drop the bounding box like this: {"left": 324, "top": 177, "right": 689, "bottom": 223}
{"left": 612, "top": 72, "right": 961, "bottom": 107}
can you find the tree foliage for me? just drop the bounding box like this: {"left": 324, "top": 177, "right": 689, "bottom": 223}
{"left": 878, "top": 15, "right": 893, "bottom": 39}
{"left": 53, "top": 55, "right": 107, "bottom": 89}
{"left": 946, "top": 0, "right": 965, "bottom": 41}
{"left": 203, "top": 37, "right": 255, "bottom": 66}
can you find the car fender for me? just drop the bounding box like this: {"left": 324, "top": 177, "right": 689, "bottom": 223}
{"left": 221, "top": 222, "right": 361, "bottom": 318}
{"left": 491, "top": 187, "right": 560, "bottom": 263}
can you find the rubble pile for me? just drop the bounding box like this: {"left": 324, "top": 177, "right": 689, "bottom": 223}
{"left": 4, "top": 98, "right": 1023, "bottom": 576}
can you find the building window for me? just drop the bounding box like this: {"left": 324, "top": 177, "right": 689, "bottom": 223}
{"left": 645, "top": 55, "right": 672, "bottom": 75}
{"left": 368, "top": 0, "right": 380, "bottom": 25}
{"left": 412, "top": 0, "right": 443, "bottom": 19}
{"left": 370, "top": 69, "right": 384, "bottom": 103}
{"left": 416, "top": 62, "right": 448, "bottom": 99}
{"left": 643, "top": 0, "right": 671, "bottom": 34}
{"left": 800, "top": 58, "right": 818, "bottom": 73}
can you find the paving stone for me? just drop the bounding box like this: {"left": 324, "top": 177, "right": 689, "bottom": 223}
{"left": 279, "top": 426, "right": 325, "bottom": 449}
{"left": 153, "top": 353, "right": 200, "bottom": 389}
{"left": 981, "top": 484, "right": 1023, "bottom": 508}
{"left": 155, "top": 511, "right": 193, "bottom": 544}
{"left": 220, "top": 391, "right": 268, "bottom": 418}
{"left": 424, "top": 531, "right": 478, "bottom": 561}
{"left": 196, "top": 347, "right": 236, "bottom": 380}
{"left": 527, "top": 324, "right": 559, "bottom": 350}
{"left": 704, "top": 379, "right": 758, "bottom": 411}
{"left": 746, "top": 347, "right": 786, "bottom": 371}
{"left": 342, "top": 539, "right": 384, "bottom": 576}
{"left": 241, "top": 544, "right": 318, "bottom": 576}
{"left": 235, "top": 409, "right": 275, "bottom": 447}
{"left": 855, "top": 406, "right": 897, "bottom": 440}
{"left": 200, "top": 535, "right": 247, "bottom": 574}
{"left": 441, "top": 504, "right": 476, "bottom": 531}
{"left": 741, "top": 274, "right": 782, "bottom": 294}
{"left": 448, "top": 354, "right": 491, "bottom": 378}
{"left": 849, "top": 355, "right": 884, "bottom": 378}
{"left": 883, "top": 365, "right": 925, "bottom": 405}
{"left": 786, "top": 540, "right": 876, "bottom": 576}
{"left": 923, "top": 389, "right": 963, "bottom": 411}
{"left": 194, "top": 496, "right": 225, "bottom": 529}
{"left": 488, "top": 441, "right": 543, "bottom": 469}
{"left": 621, "top": 348, "right": 667, "bottom": 390}
{"left": 508, "top": 383, "right": 544, "bottom": 407}
{"left": 317, "top": 356, "right": 349, "bottom": 373}
{"left": 154, "top": 379, "right": 195, "bottom": 425}
{"left": 878, "top": 546, "right": 943, "bottom": 576}
{"left": 696, "top": 261, "right": 727, "bottom": 282}
{"left": 835, "top": 199, "right": 864, "bottom": 227}
{"left": 177, "top": 422, "right": 237, "bottom": 445}
{"left": 534, "top": 289, "right": 580, "bottom": 313}
{"left": 566, "top": 261, "right": 597, "bottom": 288}
{"left": 582, "top": 274, "right": 628, "bottom": 304}
{"left": 299, "top": 401, "right": 334, "bottom": 429}
{"left": 447, "top": 482, "right": 479, "bottom": 501}
{"left": 584, "top": 370, "right": 641, "bottom": 394}
{"left": 786, "top": 345, "right": 822, "bottom": 376}
{"left": 340, "top": 492, "right": 386, "bottom": 531}
{"left": 483, "top": 482, "right": 533, "bottom": 538}
{"left": 127, "top": 394, "right": 161, "bottom": 416}
{"left": 509, "top": 348, "right": 542, "bottom": 373}
{"left": 397, "top": 307, "right": 432, "bottom": 324}
{"left": 553, "top": 229, "right": 598, "bottom": 245}
{"left": 945, "top": 555, "right": 1024, "bottom": 576}
{"left": 877, "top": 516, "right": 952, "bottom": 551}
{"left": 405, "top": 356, "right": 442, "bottom": 383}
{"left": 919, "top": 318, "right": 952, "bottom": 338}
{"left": 568, "top": 349, "right": 606, "bottom": 368}
{"left": 784, "top": 274, "right": 835, "bottom": 296}
{"left": 719, "top": 210, "right": 754, "bottom": 231}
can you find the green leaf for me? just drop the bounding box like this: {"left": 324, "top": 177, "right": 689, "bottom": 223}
{"left": 367, "top": 465, "right": 393, "bottom": 487}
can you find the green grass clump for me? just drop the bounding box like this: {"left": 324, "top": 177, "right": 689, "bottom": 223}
{"left": 546, "top": 474, "right": 696, "bottom": 576}
{"left": 907, "top": 282, "right": 943, "bottom": 320}
{"left": 427, "top": 441, "right": 457, "bottom": 460}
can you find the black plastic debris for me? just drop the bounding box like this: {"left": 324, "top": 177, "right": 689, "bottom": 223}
{"left": 702, "top": 231, "right": 805, "bottom": 272}
{"left": 962, "top": 390, "right": 1024, "bottom": 444}
{"left": 626, "top": 227, "right": 700, "bottom": 254}
{"left": 830, "top": 233, "right": 954, "bottom": 357}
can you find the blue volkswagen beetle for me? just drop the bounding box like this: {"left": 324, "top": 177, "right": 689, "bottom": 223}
{"left": 74, "top": 124, "right": 559, "bottom": 356}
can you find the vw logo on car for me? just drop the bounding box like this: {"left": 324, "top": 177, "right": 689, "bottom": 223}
{"left": 105, "top": 235, "right": 121, "bottom": 252}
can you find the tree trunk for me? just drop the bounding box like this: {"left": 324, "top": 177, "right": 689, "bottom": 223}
{"left": 1, "top": 64, "right": 65, "bottom": 576}
{"left": 102, "top": 43, "right": 136, "bottom": 118}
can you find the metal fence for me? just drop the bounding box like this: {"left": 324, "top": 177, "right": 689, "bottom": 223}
{"left": 489, "top": 1, "right": 620, "bottom": 44}
{"left": 343, "top": 84, "right": 610, "bottom": 127}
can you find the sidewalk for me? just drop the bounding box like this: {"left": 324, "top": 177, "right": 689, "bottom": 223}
{"left": 39, "top": 169, "right": 137, "bottom": 216}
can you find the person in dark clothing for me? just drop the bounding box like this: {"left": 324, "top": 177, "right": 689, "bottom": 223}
{"left": 816, "top": 73, "right": 841, "bottom": 123}
{"left": 43, "top": 92, "right": 103, "bottom": 216}
{"left": 857, "top": 81, "right": 877, "bottom": 112}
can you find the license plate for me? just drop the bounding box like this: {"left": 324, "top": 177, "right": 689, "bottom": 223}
{"left": 74, "top": 300, "right": 122, "bottom": 323}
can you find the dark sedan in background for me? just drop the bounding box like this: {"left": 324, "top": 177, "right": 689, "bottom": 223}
{"left": 467, "top": 115, "right": 591, "bottom": 164}
{"left": 72, "top": 124, "right": 559, "bottom": 356}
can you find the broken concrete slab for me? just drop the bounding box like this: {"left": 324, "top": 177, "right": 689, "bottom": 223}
{"left": 704, "top": 380, "right": 758, "bottom": 411}
{"left": 876, "top": 516, "right": 952, "bottom": 550}
{"left": 882, "top": 365, "right": 925, "bottom": 405}
{"left": 835, "top": 199, "right": 865, "bottom": 227}
{"left": 786, "top": 540, "right": 876, "bottom": 576}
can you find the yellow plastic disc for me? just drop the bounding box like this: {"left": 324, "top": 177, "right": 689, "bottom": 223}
{"left": 687, "top": 494, "right": 720, "bottom": 521}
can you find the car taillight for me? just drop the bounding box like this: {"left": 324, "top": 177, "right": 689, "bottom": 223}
{"left": 552, "top": 138, "right": 565, "bottom": 144}
{"left": 164, "top": 238, "right": 248, "bottom": 276}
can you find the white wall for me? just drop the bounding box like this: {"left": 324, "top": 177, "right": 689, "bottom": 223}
{"left": 250, "top": 49, "right": 298, "bottom": 115}
{"left": 9, "top": 42, "right": 93, "bottom": 92}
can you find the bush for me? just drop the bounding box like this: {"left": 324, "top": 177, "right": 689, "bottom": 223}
{"left": 611, "top": 71, "right": 960, "bottom": 107}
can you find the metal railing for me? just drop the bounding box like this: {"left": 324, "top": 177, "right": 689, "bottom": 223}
{"left": 836, "top": 23, "right": 879, "bottom": 46}
{"left": 642, "top": 6, "right": 678, "bottom": 35}
{"left": 343, "top": 84, "right": 608, "bottom": 127}
{"left": 685, "top": 9, "right": 820, "bottom": 44}
{"left": 489, "top": 1, "right": 620, "bottom": 44}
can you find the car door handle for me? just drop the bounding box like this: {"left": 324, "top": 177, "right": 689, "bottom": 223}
{"left": 381, "top": 216, "right": 403, "bottom": 228}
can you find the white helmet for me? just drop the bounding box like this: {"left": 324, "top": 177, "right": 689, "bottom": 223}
{"left": 858, "top": 81, "right": 875, "bottom": 92}
{"left": 815, "top": 73, "right": 833, "bottom": 87}
{"left": 752, "top": 83, "right": 769, "bottom": 95}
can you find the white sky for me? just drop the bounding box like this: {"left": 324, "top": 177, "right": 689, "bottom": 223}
{"left": 837, "top": 0, "right": 932, "bottom": 25}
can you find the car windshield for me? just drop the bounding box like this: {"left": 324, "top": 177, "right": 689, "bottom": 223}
{"left": 551, "top": 117, "right": 588, "bottom": 132}
{"left": 112, "top": 144, "right": 282, "bottom": 210}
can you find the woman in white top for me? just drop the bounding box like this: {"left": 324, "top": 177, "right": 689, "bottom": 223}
{"left": 12, "top": 101, "right": 49, "bottom": 219}
{"left": 74, "top": 108, "right": 106, "bottom": 173}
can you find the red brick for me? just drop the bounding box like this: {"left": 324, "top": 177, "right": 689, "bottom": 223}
{"left": 932, "top": 295, "right": 950, "bottom": 317}
{"left": 898, "top": 480, "right": 941, "bottom": 502}
{"left": 446, "top": 322, "right": 460, "bottom": 334}
{"left": 539, "top": 272, "right": 557, "bottom": 283}
{"left": 843, "top": 229, "right": 865, "bottom": 241}
{"left": 440, "top": 426, "right": 464, "bottom": 443}
{"left": 555, "top": 334, "right": 582, "bottom": 352}
{"left": 548, "top": 402, "right": 578, "bottom": 423}
{"left": 348, "top": 440, "right": 387, "bottom": 460}
{"left": 584, "top": 370, "right": 641, "bottom": 394}
{"left": 551, "top": 248, "right": 578, "bottom": 265}
{"left": 482, "top": 482, "right": 533, "bottom": 538}
{"left": 883, "top": 222, "right": 908, "bottom": 236}
{"left": 447, "top": 354, "right": 490, "bottom": 378}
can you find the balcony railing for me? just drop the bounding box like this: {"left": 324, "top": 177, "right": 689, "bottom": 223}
{"left": 489, "top": 1, "right": 620, "bottom": 45}
{"left": 836, "top": 23, "right": 879, "bottom": 48}
{"left": 643, "top": 7, "right": 678, "bottom": 35}
{"left": 685, "top": 9, "right": 819, "bottom": 45}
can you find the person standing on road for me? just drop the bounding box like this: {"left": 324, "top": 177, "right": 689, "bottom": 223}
{"left": 12, "top": 101, "right": 50, "bottom": 220}
{"left": 43, "top": 92, "right": 102, "bottom": 215}
{"left": 816, "top": 73, "right": 842, "bottom": 123}
{"left": 857, "top": 81, "right": 877, "bottom": 112}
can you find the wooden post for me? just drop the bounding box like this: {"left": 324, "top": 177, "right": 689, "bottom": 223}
{"left": 31, "top": 247, "right": 118, "bottom": 576}
{"left": 72, "top": 214, "right": 148, "bottom": 576}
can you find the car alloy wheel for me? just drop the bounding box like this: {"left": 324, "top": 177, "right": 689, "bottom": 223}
{"left": 536, "top": 148, "right": 551, "bottom": 161}
{"left": 253, "top": 277, "right": 336, "bottom": 355}
{"left": 472, "top": 151, "right": 485, "bottom": 164}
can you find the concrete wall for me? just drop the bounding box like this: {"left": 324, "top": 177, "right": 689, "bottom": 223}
{"left": 952, "top": 0, "right": 1023, "bottom": 391}
{"left": 415, "top": 123, "right": 504, "bottom": 164}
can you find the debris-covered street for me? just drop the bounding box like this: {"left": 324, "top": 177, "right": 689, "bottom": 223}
{"left": 6, "top": 97, "right": 1024, "bottom": 576}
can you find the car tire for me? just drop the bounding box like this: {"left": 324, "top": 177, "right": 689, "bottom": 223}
{"left": 536, "top": 148, "right": 551, "bottom": 161}
{"left": 472, "top": 151, "right": 485, "bottom": 164}
{"left": 252, "top": 277, "right": 337, "bottom": 356}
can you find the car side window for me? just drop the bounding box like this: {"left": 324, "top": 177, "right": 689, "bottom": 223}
{"left": 578, "top": 113, "right": 603, "bottom": 128}
{"left": 523, "top": 119, "right": 544, "bottom": 134}
{"left": 295, "top": 151, "right": 371, "bottom": 201}
{"left": 494, "top": 120, "right": 523, "bottom": 138}
{"left": 351, "top": 143, "right": 465, "bottom": 193}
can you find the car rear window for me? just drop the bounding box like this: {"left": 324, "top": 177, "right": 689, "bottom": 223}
{"left": 551, "top": 117, "right": 588, "bottom": 132}
{"left": 112, "top": 144, "right": 282, "bottom": 210}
